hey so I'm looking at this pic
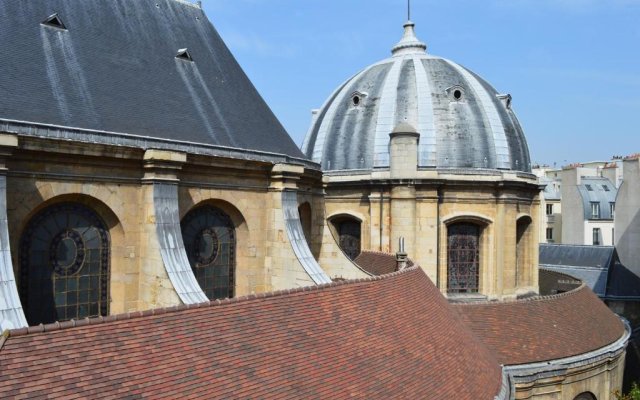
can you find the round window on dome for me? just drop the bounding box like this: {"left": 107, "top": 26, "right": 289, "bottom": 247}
{"left": 446, "top": 86, "right": 465, "bottom": 102}
{"left": 349, "top": 91, "right": 367, "bottom": 107}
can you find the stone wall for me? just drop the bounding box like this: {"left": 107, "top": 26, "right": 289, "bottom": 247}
{"left": 323, "top": 172, "right": 541, "bottom": 300}
{"left": 5, "top": 135, "right": 326, "bottom": 319}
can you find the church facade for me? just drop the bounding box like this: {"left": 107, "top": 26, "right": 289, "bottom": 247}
{"left": 0, "top": 1, "right": 630, "bottom": 399}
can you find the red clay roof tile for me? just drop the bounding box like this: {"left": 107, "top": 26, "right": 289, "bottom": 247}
{"left": 452, "top": 284, "right": 625, "bottom": 365}
{"left": 0, "top": 267, "right": 502, "bottom": 399}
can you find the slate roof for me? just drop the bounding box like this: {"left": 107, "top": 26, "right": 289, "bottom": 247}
{"left": 453, "top": 284, "right": 625, "bottom": 365}
{"left": 301, "top": 22, "right": 531, "bottom": 172}
{"left": 540, "top": 176, "right": 561, "bottom": 200}
{"left": 0, "top": 0, "right": 307, "bottom": 163}
{"left": 539, "top": 244, "right": 615, "bottom": 296}
{"left": 577, "top": 177, "right": 617, "bottom": 220}
{"left": 0, "top": 267, "right": 503, "bottom": 399}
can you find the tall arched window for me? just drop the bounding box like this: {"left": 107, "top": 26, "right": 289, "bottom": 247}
{"left": 298, "top": 202, "right": 312, "bottom": 242}
{"left": 516, "top": 216, "right": 532, "bottom": 287}
{"left": 574, "top": 393, "right": 596, "bottom": 400}
{"left": 447, "top": 223, "right": 480, "bottom": 294}
{"left": 19, "top": 202, "right": 110, "bottom": 325}
{"left": 330, "top": 216, "right": 361, "bottom": 261}
{"left": 181, "top": 205, "right": 235, "bottom": 300}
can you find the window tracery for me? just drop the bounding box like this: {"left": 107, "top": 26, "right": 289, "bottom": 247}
{"left": 19, "top": 202, "right": 110, "bottom": 325}
{"left": 181, "top": 205, "right": 235, "bottom": 300}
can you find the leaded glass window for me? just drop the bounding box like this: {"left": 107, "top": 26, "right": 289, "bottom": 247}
{"left": 447, "top": 223, "right": 480, "bottom": 294}
{"left": 181, "top": 205, "right": 235, "bottom": 300}
{"left": 333, "top": 218, "right": 361, "bottom": 261}
{"left": 19, "top": 203, "right": 110, "bottom": 325}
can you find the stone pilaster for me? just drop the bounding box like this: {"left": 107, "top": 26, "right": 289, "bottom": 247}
{"left": 138, "top": 150, "right": 207, "bottom": 309}
{"left": 389, "top": 123, "right": 420, "bottom": 180}
{"left": 391, "top": 185, "right": 417, "bottom": 261}
{"left": 268, "top": 164, "right": 331, "bottom": 289}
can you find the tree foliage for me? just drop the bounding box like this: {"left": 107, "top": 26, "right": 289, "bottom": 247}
{"left": 614, "top": 383, "right": 640, "bottom": 400}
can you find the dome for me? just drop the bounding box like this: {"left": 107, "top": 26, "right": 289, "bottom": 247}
{"left": 301, "top": 21, "right": 531, "bottom": 173}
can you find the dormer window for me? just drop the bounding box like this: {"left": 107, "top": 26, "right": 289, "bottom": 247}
{"left": 591, "top": 202, "right": 600, "bottom": 219}
{"left": 350, "top": 91, "right": 367, "bottom": 107}
{"left": 585, "top": 184, "right": 593, "bottom": 191}
{"left": 176, "top": 48, "right": 194, "bottom": 62}
{"left": 42, "top": 13, "right": 67, "bottom": 30}
{"left": 497, "top": 94, "right": 512, "bottom": 109}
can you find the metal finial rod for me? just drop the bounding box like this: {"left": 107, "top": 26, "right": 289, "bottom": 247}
{"left": 408, "top": 0, "right": 411, "bottom": 21}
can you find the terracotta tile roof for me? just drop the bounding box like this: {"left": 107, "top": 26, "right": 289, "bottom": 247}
{"left": 0, "top": 267, "right": 502, "bottom": 399}
{"left": 353, "top": 250, "right": 414, "bottom": 275}
{"left": 452, "top": 285, "right": 625, "bottom": 365}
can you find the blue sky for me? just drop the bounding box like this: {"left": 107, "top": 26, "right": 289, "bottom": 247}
{"left": 203, "top": 0, "right": 640, "bottom": 167}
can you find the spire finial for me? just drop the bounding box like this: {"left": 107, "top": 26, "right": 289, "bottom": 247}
{"left": 391, "top": 17, "right": 427, "bottom": 56}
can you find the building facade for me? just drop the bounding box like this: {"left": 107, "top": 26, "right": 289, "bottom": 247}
{"left": 0, "top": 2, "right": 630, "bottom": 399}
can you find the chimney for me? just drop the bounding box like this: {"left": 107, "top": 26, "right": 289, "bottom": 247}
{"left": 396, "top": 237, "right": 408, "bottom": 271}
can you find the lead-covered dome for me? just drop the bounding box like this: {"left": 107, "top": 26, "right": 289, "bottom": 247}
{"left": 302, "top": 21, "right": 531, "bottom": 173}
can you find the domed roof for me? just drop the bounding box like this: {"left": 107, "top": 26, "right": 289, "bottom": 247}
{"left": 301, "top": 21, "right": 531, "bottom": 173}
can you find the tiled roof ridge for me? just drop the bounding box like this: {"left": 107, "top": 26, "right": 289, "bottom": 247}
{"left": 355, "top": 250, "right": 419, "bottom": 267}
{"left": 4, "top": 266, "right": 420, "bottom": 339}
{"left": 359, "top": 249, "right": 418, "bottom": 260}
{"left": 455, "top": 282, "right": 588, "bottom": 307}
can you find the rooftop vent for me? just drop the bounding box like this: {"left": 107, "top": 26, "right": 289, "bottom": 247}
{"left": 42, "top": 13, "right": 66, "bottom": 30}
{"left": 176, "top": 48, "right": 193, "bottom": 62}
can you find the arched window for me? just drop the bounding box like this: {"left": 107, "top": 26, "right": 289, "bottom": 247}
{"left": 19, "top": 202, "right": 110, "bottom": 325}
{"left": 330, "top": 216, "right": 361, "bottom": 261}
{"left": 181, "top": 205, "right": 235, "bottom": 300}
{"left": 574, "top": 393, "right": 596, "bottom": 400}
{"left": 298, "top": 202, "right": 312, "bottom": 242}
{"left": 516, "top": 216, "right": 532, "bottom": 287}
{"left": 447, "top": 223, "right": 480, "bottom": 294}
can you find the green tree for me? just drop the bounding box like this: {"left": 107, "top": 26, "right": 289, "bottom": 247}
{"left": 614, "top": 383, "right": 640, "bottom": 400}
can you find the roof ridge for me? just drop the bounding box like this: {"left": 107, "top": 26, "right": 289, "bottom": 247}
{"left": 6, "top": 266, "right": 420, "bottom": 339}
{"left": 452, "top": 282, "right": 588, "bottom": 307}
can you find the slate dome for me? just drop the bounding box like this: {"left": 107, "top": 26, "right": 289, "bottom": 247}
{"left": 301, "top": 21, "right": 531, "bottom": 173}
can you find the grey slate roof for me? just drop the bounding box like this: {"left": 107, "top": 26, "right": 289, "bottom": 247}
{"left": 0, "top": 0, "right": 306, "bottom": 162}
{"left": 539, "top": 244, "right": 614, "bottom": 296}
{"left": 577, "top": 177, "right": 617, "bottom": 220}
{"left": 302, "top": 22, "right": 531, "bottom": 173}
{"left": 539, "top": 243, "right": 640, "bottom": 298}
{"left": 540, "top": 177, "right": 561, "bottom": 200}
